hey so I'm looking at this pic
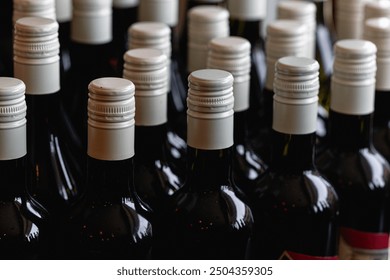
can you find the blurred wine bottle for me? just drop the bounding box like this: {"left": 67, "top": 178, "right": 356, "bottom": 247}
{"left": 207, "top": 36, "right": 267, "bottom": 204}
{"left": 316, "top": 39, "right": 390, "bottom": 259}
{"left": 123, "top": 48, "right": 185, "bottom": 216}
{"left": 0, "top": 77, "right": 49, "bottom": 259}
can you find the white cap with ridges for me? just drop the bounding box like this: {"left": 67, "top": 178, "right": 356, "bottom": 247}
{"left": 273, "top": 56, "right": 320, "bottom": 135}
{"left": 0, "top": 77, "right": 27, "bottom": 160}
{"left": 71, "top": 0, "right": 113, "bottom": 44}
{"left": 207, "top": 36, "right": 251, "bottom": 112}
{"left": 123, "top": 48, "right": 168, "bottom": 126}
{"left": 227, "top": 0, "right": 267, "bottom": 20}
{"left": 88, "top": 77, "right": 135, "bottom": 161}
{"left": 13, "top": 17, "right": 60, "bottom": 95}
{"left": 13, "top": 0, "right": 56, "bottom": 24}
{"left": 187, "top": 69, "right": 234, "bottom": 150}
{"left": 138, "top": 0, "right": 179, "bottom": 27}
{"left": 331, "top": 39, "right": 377, "bottom": 115}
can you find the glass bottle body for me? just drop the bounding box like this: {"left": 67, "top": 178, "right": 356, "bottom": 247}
{"left": 252, "top": 131, "right": 339, "bottom": 260}
{"left": 317, "top": 111, "right": 390, "bottom": 259}
{"left": 373, "top": 90, "right": 390, "bottom": 162}
{"left": 153, "top": 147, "right": 253, "bottom": 259}
{"left": 63, "top": 157, "right": 152, "bottom": 259}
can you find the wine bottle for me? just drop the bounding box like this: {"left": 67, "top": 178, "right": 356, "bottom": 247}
{"left": 316, "top": 39, "right": 390, "bottom": 259}
{"left": 13, "top": 0, "right": 56, "bottom": 24}
{"left": 227, "top": 0, "right": 267, "bottom": 138}
{"left": 123, "top": 48, "right": 184, "bottom": 213}
{"left": 364, "top": 10, "right": 390, "bottom": 163}
{"left": 111, "top": 0, "right": 139, "bottom": 76}
{"left": 136, "top": 0, "right": 187, "bottom": 138}
{"left": 13, "top": 17, "right": 81, "bottom": 216}
{"left": 251, "top": 56, "right": 340, "bottom": 260}
{"left": 65, "top": 0, "right": 116, "bottom": 150}
{"left": 153, "top": 69, "right": 254, "bottom": 259}
{"left": 0, "top": 77, "right": 49, "bottom": 259}
{"left": 207, "top": 36, "right": 267, "bottom": 204}
{"left": 63, "top": 77, "right": 153, "bottom": 259}
{"left": 260, "top": 19, "right": 308, "bottom": 162}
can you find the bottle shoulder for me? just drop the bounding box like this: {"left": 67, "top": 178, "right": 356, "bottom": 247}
{"left": 171, "top": 184, "right": 254, "bottom": 231}
{"left": 253, "top": 169, "right": 339, "bottom": 214}
{"left": 316, "top": 147, "right": 390, "bottom": 193}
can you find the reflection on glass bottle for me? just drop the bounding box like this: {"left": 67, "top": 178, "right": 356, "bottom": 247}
{"left": 252, "top": 57, "right": 339, "bottom": 260}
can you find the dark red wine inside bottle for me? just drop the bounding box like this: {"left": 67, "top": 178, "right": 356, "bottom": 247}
{"left": 252, "top": 57, "right": 339, "bottom": 260}
{"left": 63, "top": 78, "right": 152, "bottom": 259}
{"left": 316, "top": 39, "right": 390, "bottom": 259}
{"left": 153, "top": 69, "right": 253, "bottom": 260}
{"left": 0, "top": 77, "right": 49, "bottom": 260}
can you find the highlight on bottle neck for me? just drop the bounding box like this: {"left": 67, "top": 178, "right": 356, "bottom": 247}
{"left": 0, "top": 77, "right": 27, "bottom": 160}
{"left": 207, "top": 36, "right": 251, "bottom": 112}
{"left": 330, "top": 39, "right": 377, "bottom": 116}
{"left": 273, "top": 56, "right": 320, "bottom": 135}
{"left": 138, "top": 0, "right": 179, "bottom": 27}
{"left": 364, "top": 1, "right": 390, "bottom": 21}
{"left": 265, "top": 19, "right": 308, "bottom": 91}
{"left": 363, "top": 17, "right": 390, "bottom": 91}
{"left": 13, "top": 0, "right": 56, "bottom": 24}
{"left": 187, "top": 69, "right": 234, "bottom": 150}
{"left": 71, "top": 0, "right": 113, "bottom": 44}
{"left": 226, "top": 0, "right": 267, "bottom": 21}
{"left": 123, "top": 48, "right": 168, "bottom": 126}
{"left": 88, "top": 77, "right": 136, "bottom": 161}
{"left": 13, "top": 17, "right": 60, "bottom": 95}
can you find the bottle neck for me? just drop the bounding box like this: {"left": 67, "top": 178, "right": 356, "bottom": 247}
{"left": 315, "top": 1, "right": 326, "bottom": 26}
{"left": 329, "top": 110, "right": 373, "bottom": 151}
{"left": 229, "top": 18, "right": 263, "bottom": 47}
{"left": 185, "top": 146, "right": 233, "bottom": 190}
{"left": 25, "top": 92, "right": 61, "bottom": 123}
{"left": 135, "top": 123, "right": 168, "bottom": 161}
{"left": 374, "top": 90, "right": 390, "bottom": 126}
{"left": 86, "top": 156, "right": 135, "bottom": 200}
{"left": 0, "top": 157, "right": 26, "bottom": 199}
{"left": 270, "top": 130, "right": 316, "bottom": 173}
{"left": 234, "top": 110, "right": 249, "bottom": 145}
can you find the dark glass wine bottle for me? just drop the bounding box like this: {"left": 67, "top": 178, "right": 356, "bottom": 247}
{"left": 65, "top": 0, "right": 117, "bottom": 150}
{"left": 123, "top": 48, "right": 184, "bottom": 213}
{"left": 251, "top": 56, "right": 339, "bottom": 260}
{"left": 260, "top": 19, "right": 308, "bottom": 162}
{"left": 137, "top": 0, "right": 187, "bottom": 138}
{"left": 63, "top": 77, "right": 152, "bottom": 259}
{"left": 0, "top": 77, "right": 49, "bottom": 260}
{"left": 316, "top": 39, "right": 390, "bottom": 259}
{"left": 13, "top": 17, "right": 81, "bottom": 216}
{"left": 227, "top": 0, "right": 267, "bottom": 137}
{"left": 364, "top": 17, "right": 390, "bottom": 163}
{"left": 111, "top": 0, "right": 139, "bottom": 76}
{"left": 207, "top": 36, "right": 267, "bottom": 204}
{"left": 153, "top": 69, "right": 254, "bottom": 259}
